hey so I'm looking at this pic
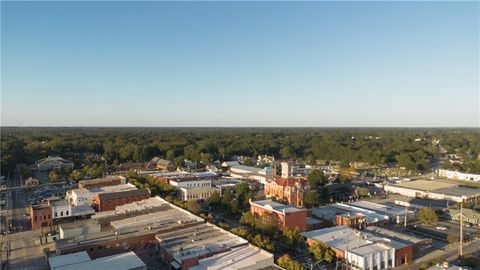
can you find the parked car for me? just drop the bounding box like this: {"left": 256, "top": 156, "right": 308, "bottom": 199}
{"left": 436, "top": 226, "right": 448, "bottom": 231}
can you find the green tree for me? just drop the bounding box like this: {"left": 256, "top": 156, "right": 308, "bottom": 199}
{"left": 447, "top": 234, "right": 458, "bottom": 245}
{"left": 418, "top": 208, "right": 438, "bottom": 225}
{"left": 277, "top": 254, "right": 305, "bottom": 270}
{"left": 282, "top": 228, "right": 301, "bottom": 247}
{"left": 231, "top": 227, "right": 250, "bottom": 239}
{"left": 48, "top": 170, "right": 59, "bottom": 183}
{"left": 319, "top": 187, "right": 331, "bottom": 204}
{"left": 208, "top": 191, "right": 222, "bottom": 208}
{"left": 239, "top": 212, "right": 257, "bottom": 227}
{"left": 308, "top": 170, "right": 327, "bottom": 189}
{"left": 304, "top": 191, "right": 319, "bottom": 208}
{"left": 69, "top": 170, "right": 83, "bottom": 181}
{"left": 256, "top": 211, "right": 278, "bottom": 232}
{"left": 308, "top": 241, "right": 335, "bottom": 263}
{"left": 251, "top": 234, "right": 274, "bottom": 251}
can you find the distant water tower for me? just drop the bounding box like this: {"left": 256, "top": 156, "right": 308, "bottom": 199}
{"left": 281, "top": 161, "right": 293, "bottom": 178}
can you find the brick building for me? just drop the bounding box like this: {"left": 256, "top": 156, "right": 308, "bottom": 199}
{"left": 250, "top": 199, "right": 307, "bottom": 232}
{"left": 335, "top": 213, "right": 367, "bottom": 230}
{"left": 303, "top": 226, "right": 418, "bottom": 270}
{"left": 264, "top": 162, "right": 306, "bottom": 207}
{"left": 30, "top": 205, "right": 53, "bottom": 230}
{"left": 55, "top": 230, "right": 157, "bottom": 259}
{"left": 94, "top": 189, "right": 150, "bottom": 212}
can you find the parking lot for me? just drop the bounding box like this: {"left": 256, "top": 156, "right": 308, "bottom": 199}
{"left": 26, "top": 184, "right": 70, "bottom": 205}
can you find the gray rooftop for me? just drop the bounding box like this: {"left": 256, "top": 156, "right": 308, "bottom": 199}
{"left": 250, "top": 199, "right": 306, "bottom": 214}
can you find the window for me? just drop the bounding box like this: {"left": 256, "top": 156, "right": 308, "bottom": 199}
{"left": 60, "top": 211, "right": 63, "bottom": 217}
{"left": 66, "top": 211, "right": 69, "bottom": 216}
{"left": 55, "top": 212, "right": 58, "bottom": 217}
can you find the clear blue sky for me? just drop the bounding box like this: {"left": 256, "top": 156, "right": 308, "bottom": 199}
{"left": 1, "top": 1, "right": 479, "bottom": 127}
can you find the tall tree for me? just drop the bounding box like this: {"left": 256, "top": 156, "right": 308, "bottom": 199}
{"left": 304, "top": 191, "right": 319, "bottom": 208}
{"left": 308, "top": 241, "right": 335, "bottom": 263}
{"left": 418, "top": 208, "right": 438, "bottom": 225}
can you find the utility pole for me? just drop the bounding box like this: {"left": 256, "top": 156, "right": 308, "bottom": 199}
{"left": 404, "top": 205, "right": 408, "bottom": 227}
{"left": 459, "top": 201, "right": 463, "bottom": 259}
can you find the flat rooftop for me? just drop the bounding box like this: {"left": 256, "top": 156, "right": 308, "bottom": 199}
{"left": 394, "top": 180, "right": 480, "bottom": 197}
{"left": 348, "top": 242, "right": 391, "bottom": 256}
{"left": 56, "top": 229, "right": 153, "bottom": 251}
{"left": 396, "top": 180, "right": 456, "bottom": 191}
{"left": 48, "top": 251, "right": 91, "bottom": 270}
{"left": 110, "top": 206, "right": 202, "bottom": 232}
{"left": 59, "top": 219, "right": 99, "bottom": 231}
{"left": 348, "top": 201, "right": 408, "bottom": 216}
{"left": 156, "top": 223, "right": 248, "bottom": 263}
{"left": 302, "top": 226, "right": 407, "bottom": 252}
{"left": 190, "top": 244, "right": 274, "bottom": 270}
{"left": 93, "top": 196, "right": 203, "bottom": 228}
{"left": 250, "top": 199, "right": 306, "bottom": 213}
{"left": 311, "top": 203, "right": 389, "bottom": 224}
{"left": 364, "top": 226, "right": 427, "bottom": 244}
{"left": 302, "top": 226, "right": 370, "bottom": 251}
{"left": 54, "top": 251, "right": 145, "bottom": 270}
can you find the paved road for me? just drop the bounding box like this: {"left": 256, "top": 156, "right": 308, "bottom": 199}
{"left": 1, "top": 175, "right": 48, "bottom": 270}
{"left": 409, "top": 238, "right": 480, "bottom": 269}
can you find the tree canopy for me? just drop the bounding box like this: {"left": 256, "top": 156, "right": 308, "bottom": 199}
{"left": 3, "top": 127, "right": 479, "bottom": 177}
{"left": 418, "top": 208, "right": 438, "bottom": 225}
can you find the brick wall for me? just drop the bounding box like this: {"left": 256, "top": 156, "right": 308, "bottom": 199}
{"left": 30, "top": 206, "right": 53, "bottom": 230}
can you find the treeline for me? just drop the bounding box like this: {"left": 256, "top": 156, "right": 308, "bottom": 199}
{"left": 1, "top": 127, "right": 480, "bottom": 176}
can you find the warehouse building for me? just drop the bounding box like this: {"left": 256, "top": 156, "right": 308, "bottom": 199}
{"left": 48, "top": 251, "right": 146, "bottom": 270}
{"left": 384, "top": 180, "right": 480, "bottom": 203}
{"left": 302, "top": 226, "right": 415, "bottom": 270}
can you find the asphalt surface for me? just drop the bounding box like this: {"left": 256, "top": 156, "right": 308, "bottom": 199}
{"left": 1, "top": 175, "right": 49, "bottom": 270}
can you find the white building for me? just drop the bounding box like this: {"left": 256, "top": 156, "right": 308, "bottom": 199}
{"left": 347, "top": 201, "right": 415, "bottom": 224}
{"left": 48, "top": 200, "right": 95, "bottom": 220}
{"left": 35, "top": 156, "right": 74, "bottom": 172}
{"left": 346, "top": 243, "right": 395, "bottom": 270}
{"left": 67, "top": 183, "right": 137, "bottom": 206}
{"left": 178, "top": 186, "right": 220, "bottom": 201}
{"left": 169, "top": 178, "right": 212, "bottom": 188}
{"left": 189, "top": 244, "right": 274, "bottom": 270}
{"left": 229, "top": 165, "right": 273, "bottom": 185}
{"left": 438, "top": 169, "right": 480, "bottom": 182}
{"left": 59, "top": 220, "right": 101, "bottom": 239}
{"left": 302, "top": 226, "right": 409, "bottom": 270}
{"left": 48, "top": 251, "right": 146, "bottom": 270}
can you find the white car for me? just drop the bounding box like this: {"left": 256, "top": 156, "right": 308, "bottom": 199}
{"left": 436, "top": 226, "right": 447, "bottom": 231}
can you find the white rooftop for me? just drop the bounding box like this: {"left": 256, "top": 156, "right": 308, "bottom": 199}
{"left": 303, "top": 226, "right": 368, "bottom": 251}
{"left": 54, "top": 251, "right": 145, "bottom": 270}
{"left": 348, "top": 201, "right": 407, "bottom": 215}
{"left": 250, "top": 199, "right": 306, "bottom": 214}
{"left": 347, "top": 242, "right": 391, "bottom": 256}
{"left": 189, "top": 244, "right": 274, "bottom": 270}
{"left": 48, "top": 251, "right": 91, "bottom": 270}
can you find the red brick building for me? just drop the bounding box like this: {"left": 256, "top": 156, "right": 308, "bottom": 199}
{"left": 335, "top": 213, "right": 367, "bottom": 230}
{"left": 264, "top": 162, "right": 306, "bottom": 207}
{"left": 264, "top": 178, "right": 305, "bottom": 207}
{"left": 56, "top": 231, "right": 157, "bottom": 259}
{"left": 94, "top": 189, "right": 150, "bottom": 212}
{"left": 30, "top": 205, "right": 53, "bottom": 230}
{"left": 250, "top": 199, "right": 307, "bottom": 232}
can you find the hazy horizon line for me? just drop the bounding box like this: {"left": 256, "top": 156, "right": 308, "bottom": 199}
{"left": 1, "top": 126, "right": 479, "bottom": 129}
